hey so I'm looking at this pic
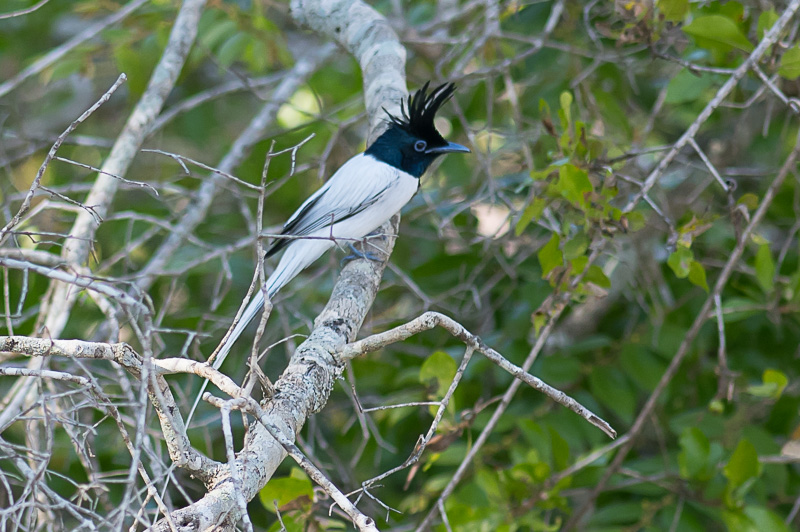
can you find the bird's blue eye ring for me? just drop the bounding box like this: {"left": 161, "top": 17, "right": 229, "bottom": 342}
{"left": 414, "top": 140, "right": 427, "bottom": 152}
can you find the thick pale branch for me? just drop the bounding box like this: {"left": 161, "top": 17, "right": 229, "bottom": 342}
{"left": 205, "top": 395, "right": 379, "bottom": 532}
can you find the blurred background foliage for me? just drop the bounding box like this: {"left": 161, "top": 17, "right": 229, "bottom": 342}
{"left": 2, "top": 0, "right": 800, "bottom": 530}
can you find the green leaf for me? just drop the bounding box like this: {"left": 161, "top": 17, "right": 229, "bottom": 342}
{"left": 757, "top": 9, "right": 779, "bottom": 41}
{"left": 678, "top": 427, "right": 712, "bottom": 480}
{"left": 47, "top": 57, "right": 85, "bottom": 83}
{"left": 200, "top": 18, "right": 237, "bottom": 50}
{"left": 585, "top": 264, "right": 611, "bottom": 289}
{"left": 747, "top": 368, "right": 789, "bottom": 399}
{"left": 113, "top": 45, "right": 152, "bottom": 96}
{"left": 217, "top": 32, "right": 249, "bottom": 68}
{"left": 563, "top": 232, "right": 588, "bottom": 260}
{"left": 559, "top": 91, "right": 572, "bottom": 126}
{"left": 419, "top": 351, "right": 457, "bottom": 397}
{"left": 754, "top": 244, "right": 775, "bottom": 293}
{"left": 258, "top": 474, "right": 314, "bottom": 513}
{"left": 683, "top": 15, "right": 754, "bottom": 54}
{"left": 557, "top": 165, "right": 592, "bottom": 207}
{"left": 549, "top": 428, "right": 569, "bottom": 471}
{"left": 665, "top": 69, "right": 714, "bottom": 105}
{"left": 744, "top": 506, "right": 791, "bottom": 532}
{"left": 779, "top": 46, "right": 800, "bottom": 80}
{"left": 538, "top": 233, "right": 563, "bottom": 277}
{"left": 724, "top": 439, "right": 761, "bottom": 489}
{"left": 668, "top": 247, "right": 693, "bottom": 278}
{"left": 763, "top": 369, "right": 789, "bottom": 396}
{"left": 658, "top": 0, "right": 688, "bottom": 22}
{"left": 688, "top": 260, "right": 709, "bottom": 292}
{"left": 625, "top": 211, "right": 646, "bottom": 231}
{"left": 588, "top": 367, "right": 635, "bottom": 423}
{"left": 532, "top": 312, "right": 547, "bottom": 336}
{"left": 737, "top": 193, "right": 759, "bottom": 210}
{"left": 515, "top": 198, "right": 546, "bottom": 236}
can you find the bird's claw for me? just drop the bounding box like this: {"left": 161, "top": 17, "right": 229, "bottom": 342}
{"left": 341, "top": 242, "right": 382, "bottom": 266}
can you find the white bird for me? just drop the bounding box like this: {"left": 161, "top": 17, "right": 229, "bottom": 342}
{"left": 186, "top": 82, "right": 469, "bottom": 426}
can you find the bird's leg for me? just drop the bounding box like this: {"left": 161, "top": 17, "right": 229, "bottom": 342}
{"left": 341, "top": 241, "right": 383, "bottom": 265}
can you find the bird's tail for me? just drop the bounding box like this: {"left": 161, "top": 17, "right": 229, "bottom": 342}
{"left": 185, "top": 239, "right": 332, "bottom": 428}
{"left": 214, "top": 288, "right": 266, "bottom": 369}
{"left": 184, "top": 285, "right": 268, "bottom": 428}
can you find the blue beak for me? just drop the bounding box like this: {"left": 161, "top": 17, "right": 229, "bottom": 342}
{"left": 426, "top": 141, "right": 470, "bottom": 154}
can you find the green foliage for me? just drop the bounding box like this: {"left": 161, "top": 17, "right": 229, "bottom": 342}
{"left": 683, "top": 15, "right": 754, "bottom": 54}
{"left": 778, "top": 46, "right": 800, "bottom": 80}
{"left": 657, "top": 0, "right": 689, "bottom": 22}
{"left": 419, "top": 351, "right": 457, "bottom": 399}
{"left": 258, "top": 469, "right": 314, "bottom": 514}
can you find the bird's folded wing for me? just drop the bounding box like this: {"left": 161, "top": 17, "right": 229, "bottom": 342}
{"left": 266, "top": 155, "right": 397, "bottom": 256}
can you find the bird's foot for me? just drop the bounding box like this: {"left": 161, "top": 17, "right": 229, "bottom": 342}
{"left": 341, "top": 242, "right": 383, "bottom": 266}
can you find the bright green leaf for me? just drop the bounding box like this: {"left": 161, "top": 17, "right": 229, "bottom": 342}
{"left": 538, "top": 233, "right": 563, "bottom": 277}
{"left": 626, "top": 211, "right": 646, "bottom": 231}
{"left": 678, "top": 427, "right": 712, "bottom": 480}
{"left": 755, "top": 244, "right": 775, "bottom": 293}
{"left": 515, "top": 198, "right": 546, "bottom": 236}
{"left": 557, "top": 165, "right": 592, "bottom": 207}
{"left": 779, "top": 46, "right": 800, "bottom": 80}
{"left": 747, "top": 368, "right": 789, "bottom": 399}
{"left": 559, "top": 91, "right": 572, "bottom": 126}
{"left": 585, "top": 264, "right": 611, "bottom": 289}
{"left": 737, "top": 193, "right": 759, "bottom": 210}
{"left": 724, "top": 439, "right": 761, "bottom": 489}
{"left": 563, "top": 232, "right": 588, "bottom": 260}
{"left": 258, "top": 474, "right": 314, "bottom": 513}
{"left": 763, "top": 369, "right": 789, "bottom": 396}
{"left": 744, "top": 506, "right": 791, "bottom": 532}
{"left": 668, "top": 247, "right": 693, "bottom": 278}
{"left": 419, "top": 351, "right": 457, "bottom": 397}
{"left": 658, "top": 0, "right": 689, "bottom": 22}
{"left": 570, "top": 255, "right": 588, "bottom": 275}
{"left": 683, "top": 15, "right": 754, "bottom": 54}
{"left": 533, "top": 312, "right": 547, "bottom": 336}
{"left": 217, "top": 32, "right": 249, "bottom": 68}
{"left": 688, "top": 260, "right": 709, "bottom": 292}
{"left": 757, "top": 9, "right": 779, "bottom": 41}
{"left": 665, "top": 69, "right": 714, "bottom": 105}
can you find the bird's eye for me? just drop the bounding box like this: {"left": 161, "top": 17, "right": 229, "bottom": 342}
{"left": 414, "top": 140, "right": 427, "bottom": 152}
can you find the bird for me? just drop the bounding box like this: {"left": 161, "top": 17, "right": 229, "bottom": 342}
{"left": 214, "top": 81, "right": 468, "bottom": 363}
{"left": 185, "top": 82, "right": 469, "bottom": 425}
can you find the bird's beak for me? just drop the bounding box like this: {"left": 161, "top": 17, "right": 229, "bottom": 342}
{"left": 426, "top": 142, "right": 470, "bottom": 154}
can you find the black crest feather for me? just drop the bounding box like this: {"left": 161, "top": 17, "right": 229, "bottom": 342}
{"left": 384, "top": 82, "right": 456, "bottom": 142}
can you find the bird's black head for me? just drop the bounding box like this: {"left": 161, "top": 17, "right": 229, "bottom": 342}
{"left": 365, "top": 82, "right": 470, "bottom": 178}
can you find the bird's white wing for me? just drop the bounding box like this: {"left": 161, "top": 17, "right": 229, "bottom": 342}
{"left": 266, "top": 154, "right": 402, "bottom": 256}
